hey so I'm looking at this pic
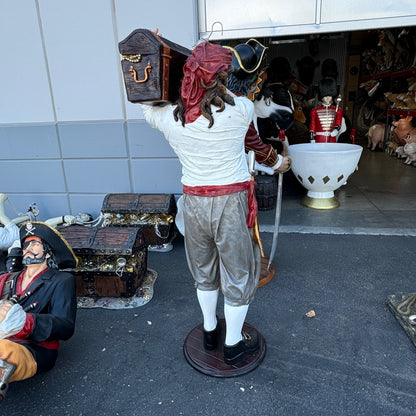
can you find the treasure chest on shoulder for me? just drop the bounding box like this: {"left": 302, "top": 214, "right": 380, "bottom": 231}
{"left": 118, "top": 29, "right": 191, "bottom": 103}
{"left": 57, "top": 225, "right": 147, "bottom": 298}
{"left": 101, "top": 193, "right": 177, "bottom": 246}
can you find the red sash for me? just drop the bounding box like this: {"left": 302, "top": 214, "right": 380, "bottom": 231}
{"left": 183, "top": 181, "right": 257, "bottom": 228}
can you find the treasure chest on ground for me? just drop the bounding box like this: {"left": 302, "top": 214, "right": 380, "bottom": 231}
{"left": 118, "top": 28, "right": 191, "bottom": 103}
{"left": 101, "top": 193, "right": 177, "bottom": 246}
{"left": 58, "top": 225, "right": 147, "bottom": 298}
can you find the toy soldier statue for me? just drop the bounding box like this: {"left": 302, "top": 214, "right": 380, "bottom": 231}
{"left": 309, "top": 77, "right": 343, "bottom": 143}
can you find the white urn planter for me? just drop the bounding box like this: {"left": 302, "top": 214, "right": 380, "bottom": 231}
{"left": 286, "top": 143, "right": 363, "bottom": 209}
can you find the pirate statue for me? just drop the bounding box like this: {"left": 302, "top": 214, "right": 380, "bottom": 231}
{"left": 225, "top": 39, "right": 291, "bottom": 173}
{"left": 141, "top": 40, "right": 267, "bottom": 367}
{"left": 309, "top": 77, "right": 343, "bottom": 143}
{"left": 0, "top": 222, "right": 77, "bottom": 402}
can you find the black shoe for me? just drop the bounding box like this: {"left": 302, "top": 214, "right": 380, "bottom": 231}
{"left": 223, "top": 329, "right": 259, "bottom": 365}
{"left": 203, "top": 322, "right": 220, "bottom": 351}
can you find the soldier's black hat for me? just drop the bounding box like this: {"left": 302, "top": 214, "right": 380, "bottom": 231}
{"left": 318, "top": 77, "right": 338, "bottom": 100}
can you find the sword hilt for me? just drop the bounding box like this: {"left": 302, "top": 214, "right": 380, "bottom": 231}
{"left": 248, "top": 151, "right": 256, "bottom": 177}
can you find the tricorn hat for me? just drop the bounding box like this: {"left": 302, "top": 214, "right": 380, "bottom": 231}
{"left": 20, "top": 221, "right": 78, "bottom": 269}
{"left": 225, "top": 39, "right": 267, "bottom": 79}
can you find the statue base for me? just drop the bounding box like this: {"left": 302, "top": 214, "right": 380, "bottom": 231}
{"left": 183, "top": 318, "right": 266, "bottom": 377}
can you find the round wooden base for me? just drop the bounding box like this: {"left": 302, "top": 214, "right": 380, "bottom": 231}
{"left": 183, "top": 318, "right": 266, "bottom": 378}
{"left": 259, "top": 256, "right": 275, "bottom": 287}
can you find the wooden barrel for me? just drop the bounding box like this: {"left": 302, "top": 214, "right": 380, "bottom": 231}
{"left": 254, "top": 174, "right": 277, "bottom": 211}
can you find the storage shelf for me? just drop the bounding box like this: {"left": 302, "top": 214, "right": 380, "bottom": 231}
{"left": 359, "top": 67, "right": 416, "bottom": 84}
{"left": 359, "top": 71, "right": 392, "bottom": 83}
{"left": 387, "top": 108, "right": 416, "bottom": 117}
{"left": 390, "top": 68, "right": 416, "bottom": 80}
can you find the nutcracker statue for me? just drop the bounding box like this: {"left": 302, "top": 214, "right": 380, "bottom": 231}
{"left": 309, "top": 77, "right": 342, "bottom": 143}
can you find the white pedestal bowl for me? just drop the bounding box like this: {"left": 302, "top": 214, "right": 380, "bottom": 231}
{"left": 286, "top": 143, "right": 363, "bottom": 209}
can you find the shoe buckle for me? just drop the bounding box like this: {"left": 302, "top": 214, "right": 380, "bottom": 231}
{"left": 242, "top": 331, "right": 251, "bottom": 341}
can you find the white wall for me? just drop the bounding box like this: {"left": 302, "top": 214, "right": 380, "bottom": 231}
{"left": 0, "top": 0, "right": 197, "bottom": 221}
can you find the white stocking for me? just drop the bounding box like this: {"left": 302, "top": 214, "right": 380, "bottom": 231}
{"left": 196, "top": 289, "right": 219, "bottom": 332}
{"left": 224, "top": 303, "right": 249, "bottom": 346}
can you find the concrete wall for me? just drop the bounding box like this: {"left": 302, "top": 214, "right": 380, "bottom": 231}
{"left": 0, "top": 0, "right": 197, "bottom": 220}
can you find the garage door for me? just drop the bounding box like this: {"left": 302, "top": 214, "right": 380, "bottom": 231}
{"left": 198, "top": 0, "right": 416, "bottom": 40}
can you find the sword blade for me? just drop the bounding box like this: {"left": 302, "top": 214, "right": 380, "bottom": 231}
{"left": 268, "top": 172, "right": 283, "bottom": 269}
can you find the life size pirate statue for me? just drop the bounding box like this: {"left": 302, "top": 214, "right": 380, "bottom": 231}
{"left": 0, "top": 221, "right": 77, "bottom": 402}
{"left": 309, "top": 77, "right": 343, "bottom": 143}
{"left": 141, "top": 40, "right": 281, "bottom": 365}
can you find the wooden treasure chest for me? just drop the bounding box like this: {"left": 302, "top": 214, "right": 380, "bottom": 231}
{"left": 118, "top": 29, "right": 191, "bottom": 103}
{"left": 101, "top": 193, "right": 177, "bottom": 246}
{"left": 58, "top": 225, "right": 147, "bottom": 298}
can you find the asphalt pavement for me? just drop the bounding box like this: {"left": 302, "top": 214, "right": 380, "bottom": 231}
{"left": 2, "top": 231, "right": 416, "bottom": 416}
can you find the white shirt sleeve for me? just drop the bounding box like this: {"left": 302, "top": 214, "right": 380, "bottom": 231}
{"left": 0, "top": 222, "right": 20, "bottom": 251}
{"left": 140, "top": 104, "right": 176, "bottom": 132}
{"left": 0, "top": 302, "right": 26, "bottom": 340}
{"left": 234, "top": 96, "right": 255, "bottom": 126}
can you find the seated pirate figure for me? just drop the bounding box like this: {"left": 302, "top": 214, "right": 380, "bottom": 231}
{"left": 309, "top": 77, "right": 343, "bottom": 143}
{"left": 0, "top": 221, "right": 77, "bottom": 402}
{"left": 225, "top": 39, "right": 291, "bottom": 173}
{"left": 141, "top": 41, "right": 264, "bottom": 365}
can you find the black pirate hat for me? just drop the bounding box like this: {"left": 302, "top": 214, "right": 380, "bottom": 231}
{"left": 20, "top": 221, "right": 78, "bottom": 269}
{"left": 225, "top": 39, "right": 267, "bottom": 79}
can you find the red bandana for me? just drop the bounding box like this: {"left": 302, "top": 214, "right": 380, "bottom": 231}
{"left": 181, "top": 42, "right": 232, "bottom": 124}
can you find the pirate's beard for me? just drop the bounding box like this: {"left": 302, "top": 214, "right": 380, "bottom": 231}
{"left": 22, "top": 250, "right": 48, "bottom": 265}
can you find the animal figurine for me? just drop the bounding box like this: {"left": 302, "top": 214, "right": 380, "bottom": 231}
{"left": 385, "top": 140, "right": 398, "bottom": 156}
{"left": 377, "top": 30, "right": 395, "bottom": 70}
{"left": 253, "top": 82, "right": 294, "bottom": 152}
{"left": 396, "top": 146, "right": 406, "bottom": 159}
{"left": 385, "top": 92, "right": 407, "bottom": 109}
{"left": 407, "top": 76, "right": 416, "bottom": 92}
{"left": 392, "top": 115, "right": 416, "bottom": 146}
{"left": 366, "top": 124, "right": 385, "bottom": 151}
{"left": 402, "top": 94, "right": 416, "bottom": 110}
{"left": 362, "top": 49, "right": 383, "bottom": 75}
{"left": 403, "top": 142, "right": 416, "bottom": 166}
{"left": 396, "top": 29, "right": 416, "bottom": 70}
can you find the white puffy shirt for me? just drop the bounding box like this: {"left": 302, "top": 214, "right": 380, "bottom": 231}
{"left": 0, "top": 222, "right": 19, "bottom": 251}
{"left": 141, "top": 96, "right": 254, "bottom": 187}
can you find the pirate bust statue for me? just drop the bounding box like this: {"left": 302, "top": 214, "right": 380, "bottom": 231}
{"left": 309, "top": 77, "right": 343, "bottom": 143}
{"left": 0, "top": 221, "right": 77, "bottom": 402}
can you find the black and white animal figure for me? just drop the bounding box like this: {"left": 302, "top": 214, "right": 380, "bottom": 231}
{"left": 253, "top": 82, "right": 295, "bottom": 152}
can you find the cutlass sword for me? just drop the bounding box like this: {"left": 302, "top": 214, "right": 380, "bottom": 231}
{"left": 268, "top": 152, "right": 292, "bottom": 270}
{"left": 268, "top": 171, "right": 283, "bottom": 270}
